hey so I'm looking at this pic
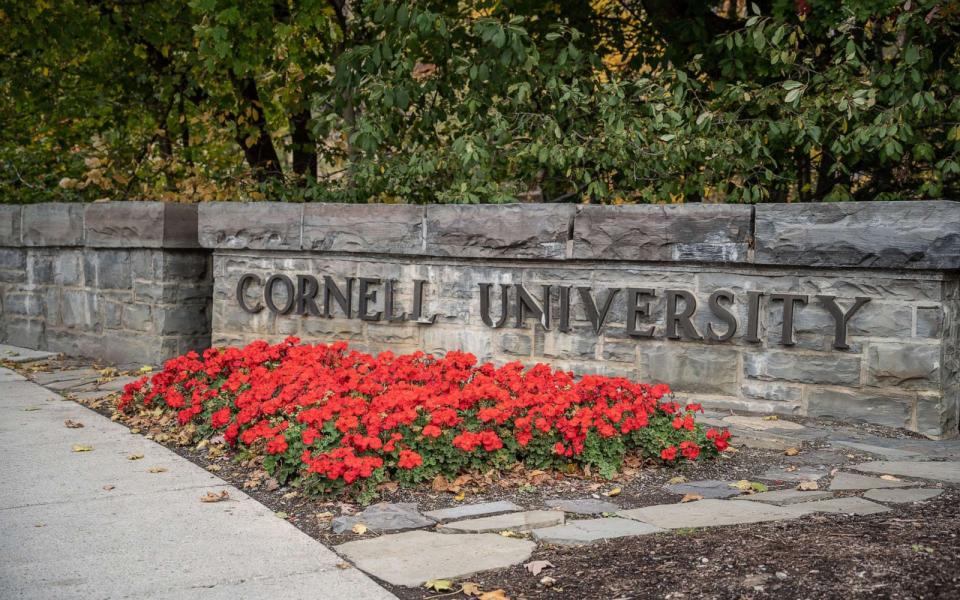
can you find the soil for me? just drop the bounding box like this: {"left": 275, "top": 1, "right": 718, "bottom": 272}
{"left": 17, "top": 359, "right": 960, "bottom": 600}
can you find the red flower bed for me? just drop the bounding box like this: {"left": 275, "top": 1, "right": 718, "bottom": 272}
{"left": 119, "top": 337, "right": 729, "bottom": 499}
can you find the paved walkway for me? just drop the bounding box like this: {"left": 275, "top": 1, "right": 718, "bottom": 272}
{"left": 0, "top": 366, "right": 395, "bottom": 600}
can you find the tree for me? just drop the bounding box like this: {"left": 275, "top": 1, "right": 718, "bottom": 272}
{"left": 1, "top": 0, "right": 958, "bottom": 204}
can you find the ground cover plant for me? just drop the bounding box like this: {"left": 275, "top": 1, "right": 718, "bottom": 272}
{"left": 118, "top": 337, "right": 728, "bottom": 501}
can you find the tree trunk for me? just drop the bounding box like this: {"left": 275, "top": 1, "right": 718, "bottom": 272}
{"left": 290, "top": 109, "right": 317, "bottom": 182}
{"left": 231, "top": 77, "right": 283, "bottom": 182}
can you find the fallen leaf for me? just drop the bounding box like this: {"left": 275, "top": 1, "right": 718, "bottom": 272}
{"left": 282, "top": 491, "right": 299, "bottom": 500}
{"left": 64, "top": 419, "right": 84, "bottom": 428}
{"left": 784, "top": 447, "right": 800, "bottom": 456}
{"left": 378, "top": 481, "right": 399, "bottom": 493}
{"left": 336, "top": 562, "right": 352, "bottom": 570}
{"left": 762, "top": 415, "right": 780, "bottom": 421}
{"left": 206, "top": 464, "right": 222, "bottom": 472}
{"left": 264, "top": 477, "right": 280, "bottom": 492}
{"left": 604, "top": 487, "right": 622, "bottom": 497}
{"left": 540, "top": 576, "right": 557, "bottom": 587}
{"left": 667, "top": 475, "right": 687, "bottom": 485}
{"left": 148, "top": 467, "right": 168, "bottom": 473}
{"left": 275, "top": 511, "right": 289, "bottom": 519}
{"left": 478, "top": 590, "right": 509, "bottom": 600}
{"left": 34, "top": 523, "right": 45, "bottom": 528}
{"left": 453, "top": 490, "right": 466, "bottom": 501}
{"left": 200, "top": 490, "right": 229, "bottom": 503}
{"left": 681, "top": 493, "right": 703, "bottom": 503}
{"left": 127, "top": 454, "right": 144, "bottom": 461}
{"left": 352, "top": 523, "right": 368, "bottom": 535}
{"left": 525, "top": 560, "right": 555, "bottom": 576}
{"left": 102, "top": 485, "right": 115, "bottom": 491}
{"left": 730, "top": 480, "right": 752, "bottom": 491}
{"left": 499, "top": 530, "right": 520, "bottom": 538}
{"left": 431, "top": 475, "right": 449, "bottom": 492}
{"left": 424, "top": 579, "right": 454, "bottom": 592}
{"left": 23, "top": 407, "right": 41, "bottom": 412}
{"left": 461, "top": 582, "right": 483, "bottom": 596}
{"left": 316, "top": 511, "right": 335, "bottom": 522}
{"left": 880, "top": 474, "right": 902, "bottom": 482}
{"left": 797, "top": 481, "right": 819, "bottom": 491}
{"left": 138, "top": 365, "right": 153, "bottom": 374}
{"left": 71, "top": 444, "right": 93, "bottom": 453}
{"left": 750, "top": 482, "right": 769, "bottom": 493}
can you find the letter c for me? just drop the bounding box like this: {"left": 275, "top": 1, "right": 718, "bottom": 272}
{"left": 236, "top": 273, "right": 264, "bottom": 314}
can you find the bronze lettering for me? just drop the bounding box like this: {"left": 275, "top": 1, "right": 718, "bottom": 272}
{"left": 770, "top": 293, "right": 808, "bottom": 346}
{"left": 264, "top": 274, "right": 295, "bottom": 315}
{"left": 625, "top": 288, "right": 656, "bottom": 338}
{"left": 514, "top": 284, "right": 550, "bottom": 329}
{"left": 295, "top": 275, "right": 321, "bottom": 316}
{"left": 818, "top": 295, "right": 870, "bottom": 350}
{"left": 706, "top": 290, "right": 737, "bottom": 342}
{"left": 665, "top": 289, "right": 702, "bottom": 340}
{"left": 479, "top": 283, "right": 510, "bottom": 328}
{"left": 745, "top": 291, "right": 763, "bottom": 343}
{"left": 236, "top": 273, "right": 264, "bottom": 314}
{"left": 578, "top": 287, "right": 619, "bottom": 334}
{"left": 358, "top": 278, "right": 383, "bottom": 321}
{"left": 323, "top": 276, "right": 353, "bottom": 318}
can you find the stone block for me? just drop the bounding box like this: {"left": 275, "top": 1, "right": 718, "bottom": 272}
{"left": 122, "top": 304, "right": 154, "bottom": 332}
{"left": 915, "top": 393, "right": 956, "bottom": 438}
{"left": 422, "top": 327, "right": 493, "bottom": 362}
{"left": 828, "top": 471, "right": 914, "bottom": 491}
{"left": 743, "top": 350, "right": 861, "bottom": 386}
{"left": 155, "top": 305, "right": 209, "bottom": 335}
{"left": 0, "top": 248, "right": 25, "bottom": 270}
{"left": 916, "top": 306, "right": 943, "bottom": 338}
{"left": 573, "top": 204, "right": 751, "bottom": 263}
{"left": 85, "top": 203, "right": 199, "bottom": 248}
{"left": 84, "top": 249, "right": 132, "bottom": 290}
{"left": 61, "top": 290, "right": 100, "bottom": 330}
{"left": 103, "top": 300, "right": 124, "bottom": 329}
{"left": 536, "top": 329, "right": 597, "bottom": 360}
{"left": 498, "top": 331, "right": 532, "bottom": 356}
{"left": 866, "top": 343, "right": 940, "bottom": 389}
{"left": 198, "top": 202, "right": 301, "bottom": 250}
{"left": 425, "top": 204, "right": 573, "bottom": 259}
{"left": 26, "top": 252, "right": 54, "bottom": 285}
{"left": 302, "top": 203, "right": 424, "bottom": 254}
{"left": 755, "top": 201, "right": 960, "bottom": 270}
{"left": 3, "top": 318, "right": 44, "bottom": 349}
{"left": 638, "top": 344, "right": 739, "bottom": 395}
{"left": 0, "top": 205, "right": 21, "bottom": 245}
{"left": 21, "top": 203, "right": 84, "bottom": 246}
{"left": 806, "top": 387, "right": 913, "bottom": 429}
{"left": 852, "top": 460, "right": 960, "bottom": 483}
{"left": 601, "top": 339, "right": 637, "bottom": 363}
{"left": 161, "top": 251, "right": 210, "bottom": 280}
{"left": 740, "top": 380, "right": 802, "bottom": 403}
{"left": 4, "top": 293, "right": 44, "bottom": 317}
{"left": 53, "top": 251, "right": 84, "bottom": 286}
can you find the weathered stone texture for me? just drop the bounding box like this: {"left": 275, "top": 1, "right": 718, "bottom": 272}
{"left": 21, "top": 203, "right": 84, "bottom": 247}
{"left": 867, "top": 343, "right": 940, "bottom": 389}
{"left": 425, "top": 204, "right": 572, "bottom": 259}
{"left": 0, "top": 205, "right": 21, "bottom": 246}
{"left": 573, "top": 204, "right": 751, "bottom": 263}
{"left": 755, "top": 201, "right": 960, "bottom": 270}
{"left": 198, "top": 202, "right": 302, "bottom": 250}
{"left": 744, "top": 350, "right": 861, "bottom": 386}
{"left": 303, "top": 203, "right": 424, "bottom": 254}
{"left": 806, "top": 387, "right": 914, "bottom": 429}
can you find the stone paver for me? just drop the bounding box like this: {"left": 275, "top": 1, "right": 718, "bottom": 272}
{"left": 424, "top": 500, "right": 523, "bottom": 522}
{"left": 97, "top": 375, "right": 142, "bottom": 392}
{"left": 439, "top": 510, "right": 564, "bottom": 533}
{"left": 332, "top": 502, "right": 435, "bottom": 534}
{"left": 785, "top": 497, "right": 891, "bottom": 516}
{"left": 0, "top": 368, "right": 26, "bottom": 383}
{"left": 663, "top": 479, "right": 743, "bottom": 499}
{"left": 532, "top": 518, "right": 662, "bottom": 546}
{"left": 851, "top": 461, "right": 960, "bottom": 484}
{"left": 0, "top": 369, "right": 395, "bottom": 600}
{"left": 829, "top": 472, "right": 915, "bottom": 491}
{"left": 863, "top": 488, "right": 944, "bottom": 504}
{"left": 335, "top": 531, "right": 535, "bottom": 587}
{"left": 617, "top": 499, "right": 798, "bottom": 529}
{"left": 757, "top": 466, "right": 828, "bottom": 483}
{"left": 0, "top": 345, "right": 58, "bottom": 364}
{"left": 829, "top": 440, "right": 925, "bottom": 461}
{"left": 739, "top": 489, "right": 834, "bottom": 506}
{"left": 723, "top": 415, "right": 807, "bottom": 431}
{"left": 545, "top": 498, "right": 620, "bottom": 514}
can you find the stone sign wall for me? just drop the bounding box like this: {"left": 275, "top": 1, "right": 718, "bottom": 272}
{"left": 0, "top": 203, "right": 211, "bottom": 364}
{"left": 199, "top": 202, "right": 959, "bottom": 439}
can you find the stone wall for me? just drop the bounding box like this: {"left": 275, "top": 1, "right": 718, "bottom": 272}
{"left": 0, "top": 203, "right": 211, "bottom": 364}
{"left": 200, "top": 201, "right": 960, "bottom": 439}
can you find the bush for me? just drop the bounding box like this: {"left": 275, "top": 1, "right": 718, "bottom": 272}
{"left": 119, "top": 337, "right": 729, "bottom": 501}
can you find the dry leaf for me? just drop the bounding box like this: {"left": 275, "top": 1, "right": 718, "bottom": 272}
{"left": 461, "top": 582, "right": 483, "bottom": 596}
{"left": 879, "top": 475, "right": 902, "bottom": 481}
{"left": 378, "top": 481, "right": 399, "bottom": 493}
{"left": 148, "top": 467, "right": 168, "bottom": 473}
{"left": 540, "top": 576, "right": 557, "bottom": 587}
{"left": 336, "top": 562, "right": 352, "bottom": 570}
{"left": 264, "top": 477, "right": 280, "bottom": 492}
{"left": 103, "top": 485, "right": 115, "bottom": 491}
{"left": 784, "top": 447, "right": 800, "bottom": 456}
{"left": 431, "top": 475, "right": 449, "bottom": 492}
{"left": 730, "top": 480, "right": 752, "bottom": 491}
{"left": 71, "top": 444, "right": 93, "bottom": 452}
{"left": 479, "top": 590, "right": 509, "bottom": 600}
{"left": 797, "top": 481, "right": 819, "bottom": 491}
{"left": 23, "top": 407, "right": 41, "bottom": 412}
{"left": 453, "top": 490, "right": 466, "bottom": 501}
{"left": 667, "top": 475, "right": 687, "bottom": 485}
{"left": 127, "top": 454, "right": 144, "bottom": 461}
{"left": 200, "top": 490, "right": 229, "bottom": 503}
{"left": 424, "top": 579, "right": 453, "bottom": 592}
{"left": 681, "top": 493, "right": 703, "bottom": 503}
{"left": 352, "top": 523, "right": 368, "bottom": 535}
{"left": 282, "top": 491, "right": 299, "bottom": 500}
{"left": 525, "top": 560, "right": 554, "bottom": 576}
{"left": 604, "top": 487, "right": 622, "bottom": 497}
{"left": 64, "top": 419, "right": 84, "bottom": 429}
{"left": 499, "top": 530, "right": 520, "bottom": 538}
{"left": 206, "top": 464, "right": 222, "bottom": 472}
{"left": 275, "top": 512, "right": 288, "bottom": 519}
{"left": 762, "top": 415, "right": 780, "bottom": 421}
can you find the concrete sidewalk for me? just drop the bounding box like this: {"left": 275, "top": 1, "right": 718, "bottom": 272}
{"left": 0, "top": 367, "right": 395, "bottom": 600}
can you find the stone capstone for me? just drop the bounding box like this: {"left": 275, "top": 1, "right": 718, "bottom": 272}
{"left": 331, "top": 502, "right": 435, "bottom": 534}
{"left": 335, "top": 530, "right": 536, "bottom": 587}
{"left": 532, "top": 517, "right": 663, "bottom": 546}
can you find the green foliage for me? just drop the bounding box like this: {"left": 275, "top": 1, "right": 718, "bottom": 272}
{"left": 1, "top": 1, "right": 958, "bottom": 203}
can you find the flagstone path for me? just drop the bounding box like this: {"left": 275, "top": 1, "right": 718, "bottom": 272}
{"left": 7, "top": 345, "right": 960, "bottom": 592}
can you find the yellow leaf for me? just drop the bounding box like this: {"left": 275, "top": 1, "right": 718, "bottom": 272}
{"left": 206, "top": 465, "right": 222, "bottom": 472}
{"left": 879, "top": 475, "right": 901, "bottom": 481}
{"left": 784, "top": 447, "right": 800, "bottom": 456}
{"left": 127, "top": 454, "right": 144, "bottom": 461}
{"left": 336, "top": 562, "right": 352, "bottom": 570}
{"left": 499, "top": 530, "right": 520, "bottom": 538}
{"left": 148, "top": 467, "right": 168, "bottom": 473}
{"left": 352, "top": 523, "right": 368, "bottom": 535}
{"left": 604, "top": 487, "right": 622, "bottom": 497}
{"left": 730, "top": 480, "right": 752, "bottom": 491}
{"left": 762, "top": 415, "right": 780, "bottom": 421}
{"left": 461, "top": 582, "right": 483, "bottom": 596}
{"left": 797, "top": 481, "right": 819, "bottom": 491}
{"left": 138, "top": 365, "right": 153, "bottom": 374}
{"left": 453, "top": 491, "right": 466, "bottom": 502}
{"left": 424, "top": 579, "right": 454, "bottom": 592}
{"left": 667, "top": 476, "right": 687, "bottom": 485}
{"left": 71, "top": 444, "right": 93, "bottom": 452}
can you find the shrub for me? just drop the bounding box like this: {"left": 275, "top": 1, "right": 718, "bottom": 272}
{"left": 119, "top": 337, "right": 729, "bottom": 500}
